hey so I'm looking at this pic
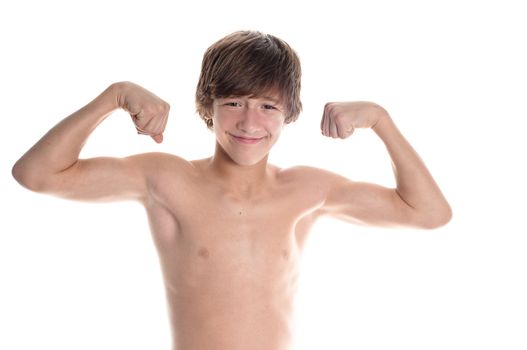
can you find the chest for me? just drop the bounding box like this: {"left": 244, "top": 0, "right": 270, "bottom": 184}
{"left": 184, "top": 180, "right": 320, "bottom": 230}
{"left": 145, "top": 175, "right": 326, "bottom": 294}
{"left": 150, "top": 178, "right": 323, "bottom": 256}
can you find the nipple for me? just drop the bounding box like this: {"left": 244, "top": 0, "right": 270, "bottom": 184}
{"left": 198, "top": 247, "right": 210, "bottom": 259}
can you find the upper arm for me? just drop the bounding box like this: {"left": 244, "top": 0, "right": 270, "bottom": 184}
{"left": 317, "top": 171, "right": 424, "bottom": 229}
{"left": 37, "top": 154, "right": 152, "bottom": 202}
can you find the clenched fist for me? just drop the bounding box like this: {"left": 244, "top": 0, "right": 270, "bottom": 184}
{"left": 321, "top": 101, "right": 388, "bottom": 139}
{"left": 116, "top": 81, "right": 170, "bottom": 143}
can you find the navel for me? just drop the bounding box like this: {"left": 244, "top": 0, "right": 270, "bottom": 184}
{"left": 198, "top": 247, "right": 210, "bottom": 259}
{"left": 282, "top": 249, "right": 290, "bottom": 260}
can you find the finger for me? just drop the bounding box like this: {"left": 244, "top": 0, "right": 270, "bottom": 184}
{"left": 154, "top": 103, "right": 169, "bottom": 131}
{"left": 138, "top": 114, "right": 156, "bottom": 132}
{"left": 136, "top": 127, "right": 148, "bottom": 135}
{"left": 337, "top": 120, "right": 352, "bottom": 139}
{"left": 147, "top": 117, "right": 163, "bottom": 137}
{"left": 324, "top": 107, "right": 331, "bottom": 137}
{"left": 161, "top": 111, "right": 169, "bottom": 133}
{"left": 329, "top": 115, "right": 338, "bottom": 138}
{"left": 151, "top": 108, "right": 169, "bottom": 135}
{"left": 347, "top": 126, "right": 355, "bottom": 138}
{"left": 131, "top": 110, "right": 145, "bottom": 124}
{"left": 320, "top": 107, "right": 326, "bottom": 134}
{"left": 153, "top": 115, "right": 168, "bottom": 138}
{"left": 160, "top": 111, "right": 169, "bottom": 134}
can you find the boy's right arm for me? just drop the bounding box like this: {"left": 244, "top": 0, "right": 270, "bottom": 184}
{"left": 12, "top": 81, "right": 170, "bottom": 202}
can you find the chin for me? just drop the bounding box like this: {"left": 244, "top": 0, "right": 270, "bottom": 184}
{"left": 229, "top": 154, "right": 267, "bottom": 166}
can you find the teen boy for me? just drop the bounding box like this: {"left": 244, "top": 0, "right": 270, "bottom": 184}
{"left": 12, "top": 31, "right": 451, "bottom": 350}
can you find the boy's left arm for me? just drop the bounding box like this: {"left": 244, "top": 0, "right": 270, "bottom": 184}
{"left": 318, "top": 101, "right": 452, "bottom": 229}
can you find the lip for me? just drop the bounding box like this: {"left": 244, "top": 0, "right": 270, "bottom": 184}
{"left": 230, "top": 133, "right": 266, "bottom": 144}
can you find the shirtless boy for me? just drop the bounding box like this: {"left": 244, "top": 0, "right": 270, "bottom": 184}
{"left": 12, "top": 31, "right": 452, "bottom": 350}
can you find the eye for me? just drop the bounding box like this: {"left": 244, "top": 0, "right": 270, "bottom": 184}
{"left": 224, "top": 101, "right": 241, "bottom": 107}
{"left": 262, "top": 104, "right": 277, "bottom": 110}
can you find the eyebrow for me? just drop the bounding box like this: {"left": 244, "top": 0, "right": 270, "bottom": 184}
{"left": 218, "top": 95, "right": 282, "bottom": 104}
{"left": 258, "top": 95, "right": 281, "bottom": 104}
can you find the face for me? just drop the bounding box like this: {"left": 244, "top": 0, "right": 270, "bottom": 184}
{"left": 211, "top": 94, "right": 286, "bottom": 166}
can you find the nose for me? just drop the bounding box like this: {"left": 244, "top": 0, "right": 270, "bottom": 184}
{"left": 236, "top": 107, "right": 261, "bottom": 134}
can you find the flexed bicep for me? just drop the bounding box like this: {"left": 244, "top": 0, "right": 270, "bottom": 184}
{"left": 318, "top": 172, "right": 423, "bottom": 229}
{"left": 13, "top": 82, "right": 171, "bottom": 198}
{"left": 43, "top": 154, "right": 150, "bottom": 202}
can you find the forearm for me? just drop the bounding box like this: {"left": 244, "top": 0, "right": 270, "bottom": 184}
{"left": 372, "top": 110, "right": 451, "bottom": 220}
{"left": 13, "top": 83, "right": 121, "bottom": 188}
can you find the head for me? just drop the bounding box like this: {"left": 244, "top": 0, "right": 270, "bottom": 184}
{"left": 195, "top": 30, "right": 302, "bottom": 166}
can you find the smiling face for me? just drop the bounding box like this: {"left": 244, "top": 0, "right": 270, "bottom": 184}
{"left": 196, "top": 31, "right": 302, "bottom": 131}
{"left": 212, "top": 94, "right": 285, "bottom": 166}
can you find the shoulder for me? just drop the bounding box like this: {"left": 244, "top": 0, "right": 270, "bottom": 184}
{"left": 276, "top": 164, "right": 351, "bottom": 202}
{"left": 128, "top": 152, "right": 201, "bottom": 205}
{"left": 127, "top": 152, "right": 197, "bottom": 188}
{"left": 278, "top": 165, "right": 348, "bottom": 186}
{"left": 127, "top": 152, "right": 194, "bottom": 173}
{"left": 128, "top": 151, "right": 188, "bottom": 164}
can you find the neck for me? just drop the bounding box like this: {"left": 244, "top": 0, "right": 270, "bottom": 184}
{"left": 206, "top": 142, "right": 273, "bottom": 196}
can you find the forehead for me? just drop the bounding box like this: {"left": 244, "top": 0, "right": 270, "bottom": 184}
{"left": 252, "top": 94, "right": 281, "bottom": 103}
{"left": 216, "top": 92, "right": 283, "bottom": 103}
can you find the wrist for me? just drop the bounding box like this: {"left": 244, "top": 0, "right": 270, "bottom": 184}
{"left": 82, "top": 83, "right": 122, "bottom": 122}
{"left": 372, "top": 105, "right": 391, "bottom": 131}
{"left": 106, "top": 81, "right": 130, "bottom": 110}
{"left": 372, "top": 111, "right": 397, "bottom": 142}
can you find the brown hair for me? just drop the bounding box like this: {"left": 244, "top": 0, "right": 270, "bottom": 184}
{"left": 196, "top": 30, "right": 302, "bottom": 129}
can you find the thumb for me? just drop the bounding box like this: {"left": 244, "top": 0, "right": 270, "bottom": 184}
{"left": 151, "top": 134, "right": 164, "bottom": 143}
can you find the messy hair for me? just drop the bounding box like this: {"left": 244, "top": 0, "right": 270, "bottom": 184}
{"left": 196, "top": 30, "right": 302, "bottom": 129}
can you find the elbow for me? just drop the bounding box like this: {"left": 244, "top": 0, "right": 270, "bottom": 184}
{"left": 12, "top": 159, "right": 26, "bottom": 186}
{"left": 418, "top": 204, "right": 453, "bottom": 230}
{"left": 12, "top": 159, "right": 48, "bottom": 192}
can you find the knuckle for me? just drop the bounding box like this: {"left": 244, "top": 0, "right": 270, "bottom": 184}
{"left": 335, "top": 113, "right": 345, "bottom": 124}
{"left": 151, "top": 102, "right": 169, "bottom": 116}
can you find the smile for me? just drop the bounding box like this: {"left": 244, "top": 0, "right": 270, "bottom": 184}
{"left": 230, "top": 134, "right": 266, "bottom": 144}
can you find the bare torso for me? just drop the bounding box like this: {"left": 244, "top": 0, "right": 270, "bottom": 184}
{"left": 142, "top": 155, "right": 326, "bottom": 350}
{"left": 11, "top": 81, "right": 450, "bottom": 350}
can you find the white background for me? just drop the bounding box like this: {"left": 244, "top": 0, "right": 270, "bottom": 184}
{"left": 1, "top": 0, "right": 526, "bottom": 349}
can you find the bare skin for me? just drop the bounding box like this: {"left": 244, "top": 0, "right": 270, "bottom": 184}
{"left": 12, "top": 82, "right": 451, "bottom": 350}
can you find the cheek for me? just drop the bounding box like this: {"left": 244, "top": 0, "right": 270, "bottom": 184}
{"left": 212, "top": 115, "right": 227, "bottom": 134}
{"left": 265, "top": 118, "right": 284, "bottom": 135}
{"left": 212, "top": 110, "right": 238, "bottom": 129}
